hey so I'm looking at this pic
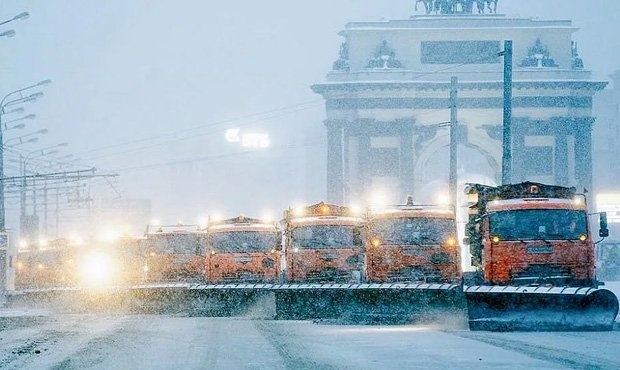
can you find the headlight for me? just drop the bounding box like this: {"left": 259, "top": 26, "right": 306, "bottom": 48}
{"left": 80, "top": 251, "right": 114, "bottom": 286}
{"left": 579, "top": 234, "right": 587, "bottom": 241}
{"left": 491, "top": 235, "right": 500, "bottom": 244}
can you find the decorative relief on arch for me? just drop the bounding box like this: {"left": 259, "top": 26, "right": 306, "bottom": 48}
{"left": 519, "top": 38, "right": 558, "bottom": 68}
{"left": 366, "top": 41, "right": 404, "bottom": 69}
{"left": 332, "top": 42, "right": 350, "bottom": 71}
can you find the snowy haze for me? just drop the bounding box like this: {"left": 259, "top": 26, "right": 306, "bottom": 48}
{"left": 2, "top": 0, "right": 620, "bottom": 234}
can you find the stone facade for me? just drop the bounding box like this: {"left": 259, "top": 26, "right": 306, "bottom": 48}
{"left": 313, "top": 15, "right": 606, "bottom": 205}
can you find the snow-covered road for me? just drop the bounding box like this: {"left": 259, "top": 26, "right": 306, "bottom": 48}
{"left": 1, "top": 312, "right": 619, "bottom": 369}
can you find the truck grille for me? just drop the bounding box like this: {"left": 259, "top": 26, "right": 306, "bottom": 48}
{"left": 222, "top": 271, "right": 268, "bottom": 283}
{"left": 386, "top": 267, "right": 442, "bottom": 283}
{"left": 510, "top": 264, "right": 572, "bottom": 284}
{"left": 305, "top": 268, "right": 352, "bottom": 283}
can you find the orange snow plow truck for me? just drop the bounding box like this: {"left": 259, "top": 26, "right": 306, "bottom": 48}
{"left": 274, "top": 201, "right": 463, "bottom": 322}
{"left": 464, "top": 182, "right": 619, "bottom": 331}
{"left": 366, "top": 197, "right": 461, "bottom": 284}
{"left": 206, "top": 216, "right": 280, "bottom": 283}
{"left": 361, "top": 198, "right": 464, "bottom": 322}
{"left": 188, "top": 216, "right": 281, "bottom": 316}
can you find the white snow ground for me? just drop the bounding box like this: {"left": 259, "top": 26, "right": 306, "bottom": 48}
{"left": 0, "top": 313, "right": 619, "bottom": 369}
{"left": 1, "top": 283, "right": 618, "bottom": 369}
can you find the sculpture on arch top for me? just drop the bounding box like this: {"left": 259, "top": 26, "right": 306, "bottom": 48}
{"left": 415, "top": 0, "right": 498, "bottom": 15}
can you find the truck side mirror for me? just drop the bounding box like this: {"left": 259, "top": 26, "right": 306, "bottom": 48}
{"left": 599, "top": 212, "right": 610, "bottom": 238}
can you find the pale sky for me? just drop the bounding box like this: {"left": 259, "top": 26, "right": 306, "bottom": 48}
{"left": 2, "top": 0, "right": 619, "bottom": 231}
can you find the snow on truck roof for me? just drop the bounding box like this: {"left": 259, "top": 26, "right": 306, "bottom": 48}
{"left": 369, "top": 205, "right": 454, "bottom": 219}
{"left": 289, "top": 216, "right": 364, "bottom": 227}
{"left": 208, "top": 223, "right": 277, "bottom": 233}
{"left": 145, "top": 224, "right": 203, "bottom": 235}
{"left": 486, "top": 198, "right": 588, "bottom": 212}
{"left": 207, "top": 215, "right": 277, "bottom": 233}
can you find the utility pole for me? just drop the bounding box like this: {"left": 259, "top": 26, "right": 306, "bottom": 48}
{"left": 55, "top": 188, "right": 59, "bottom": 237}
{"left": 501, "top": 40, "right": 513, "bottom": 185}
{"left": 449, "top": 76, "right": 458, "bottom": 215}
{"left": 43, "top": 180, "right": 48, "bottom": 236}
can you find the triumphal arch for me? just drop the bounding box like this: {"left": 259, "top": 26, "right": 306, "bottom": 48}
{"left": 313, "top": 1, "right": 605, "bottom": 205}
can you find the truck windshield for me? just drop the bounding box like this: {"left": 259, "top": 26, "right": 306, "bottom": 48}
{"left": 370, "top": 217, "right": 454, "bottom": 245}
{"left": 489, "top": 209, "right": 588, "bottom": 241}
{"left": 149, "top": 234, "right": 205, "bottom": 254}
{"left": 291, "top": 225, "right": 362, "bottom": 249}
{"left": 210, "top": 231, "right": 277, "bottom": 253}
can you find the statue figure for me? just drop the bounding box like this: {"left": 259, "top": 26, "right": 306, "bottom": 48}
{"left": 571, "top": 41, "right": 584, "bottom": 70}
{"left": 461, "top": 0, "right": 475, "bottom": 13}
{"left": 486, "top": 0, "right": 498, "bottom": 13}
{"left": 332, "top": 42, "right": 350, "bottom": 71}
{"left": 474, "top": 0, "right": 498, "bottom": 14}
{"left": 414, "top": 0, "right": 497, "bottom": 15}
{"left": 415, "top": 0, "right": 434, "bottom": 14}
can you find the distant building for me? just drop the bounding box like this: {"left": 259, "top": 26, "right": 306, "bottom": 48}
{"left": 593, "top": 71, "right": 620, "bottom": 191}
{"left": 593, "top": 71, "right": 620, "bottom": 235}
{"left": 313, "top": 13, "right": 606, "bottom": 205}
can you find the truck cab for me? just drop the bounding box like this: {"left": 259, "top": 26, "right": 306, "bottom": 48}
{"left": 466, "top": 182, "right": 606, "bottom": 287}
{"left": 366, "top": 198, "right": 460, "bottom": 283}
{"left": 144, "top": 224, "right": 206, "bottom": 283}
{"left": 205, "top": 216, "right": 280, "bottom": 283}
{"left": 15, "top": 238, "right": 77, "bottom": 289}
{"left": 283, "top": 202, "right": 364, "bottom": 283}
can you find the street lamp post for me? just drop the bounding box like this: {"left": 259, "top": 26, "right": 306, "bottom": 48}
{"left": 5, "top": 129, "right": 47, "bottom": 146}
{"left": 0, "top": 80, "right": 51, "bottom": 231}
{"left": 0, "top": 12, "right": 29, "bottom": 27}
{"left": 20, "top": 144, "right": 67, "bottom": 240}
{"left": 0, "top": 12, "right": 29, "bottom": 39}
{"left": 2, "top": 114, "right": 36, "bottom": 131}
{"left": 0, "top": 81, "right": 49, "bottom": 298}
{"left": 0, "top": 30, "right": 16, "bottom": 38}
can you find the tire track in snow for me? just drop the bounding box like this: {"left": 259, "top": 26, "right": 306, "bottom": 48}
{"left": 254, "top": 321, "right": 339, "bottom": 370}
{"left": 448, "top": 331, "right": 620, "bottom": 370}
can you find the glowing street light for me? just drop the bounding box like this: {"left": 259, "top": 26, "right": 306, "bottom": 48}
{"left": 225, "top": 128, "right": 270, "bottom": 149}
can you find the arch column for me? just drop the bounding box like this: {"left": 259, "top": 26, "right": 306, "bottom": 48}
{"left": 575, "top": 118, "right": 594, "bottom": 193}
{"left": 399, "top": 129, "right": 414, "bottom": 199}
{"left": 325, "top": 120, "right": 344, "bottom": 203}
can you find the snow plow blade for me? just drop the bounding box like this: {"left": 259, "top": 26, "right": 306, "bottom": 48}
{"left": 273, "top": 283, "right": 466, "bottom": 324}
{"left": 465, "top": 286, "right": 619, "bottom": 331}
{"left": 184, "top": 284, "right": 275, "bottom": 317}
{"left": 5, "top": 284, "right": 277, "bottom": 317}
